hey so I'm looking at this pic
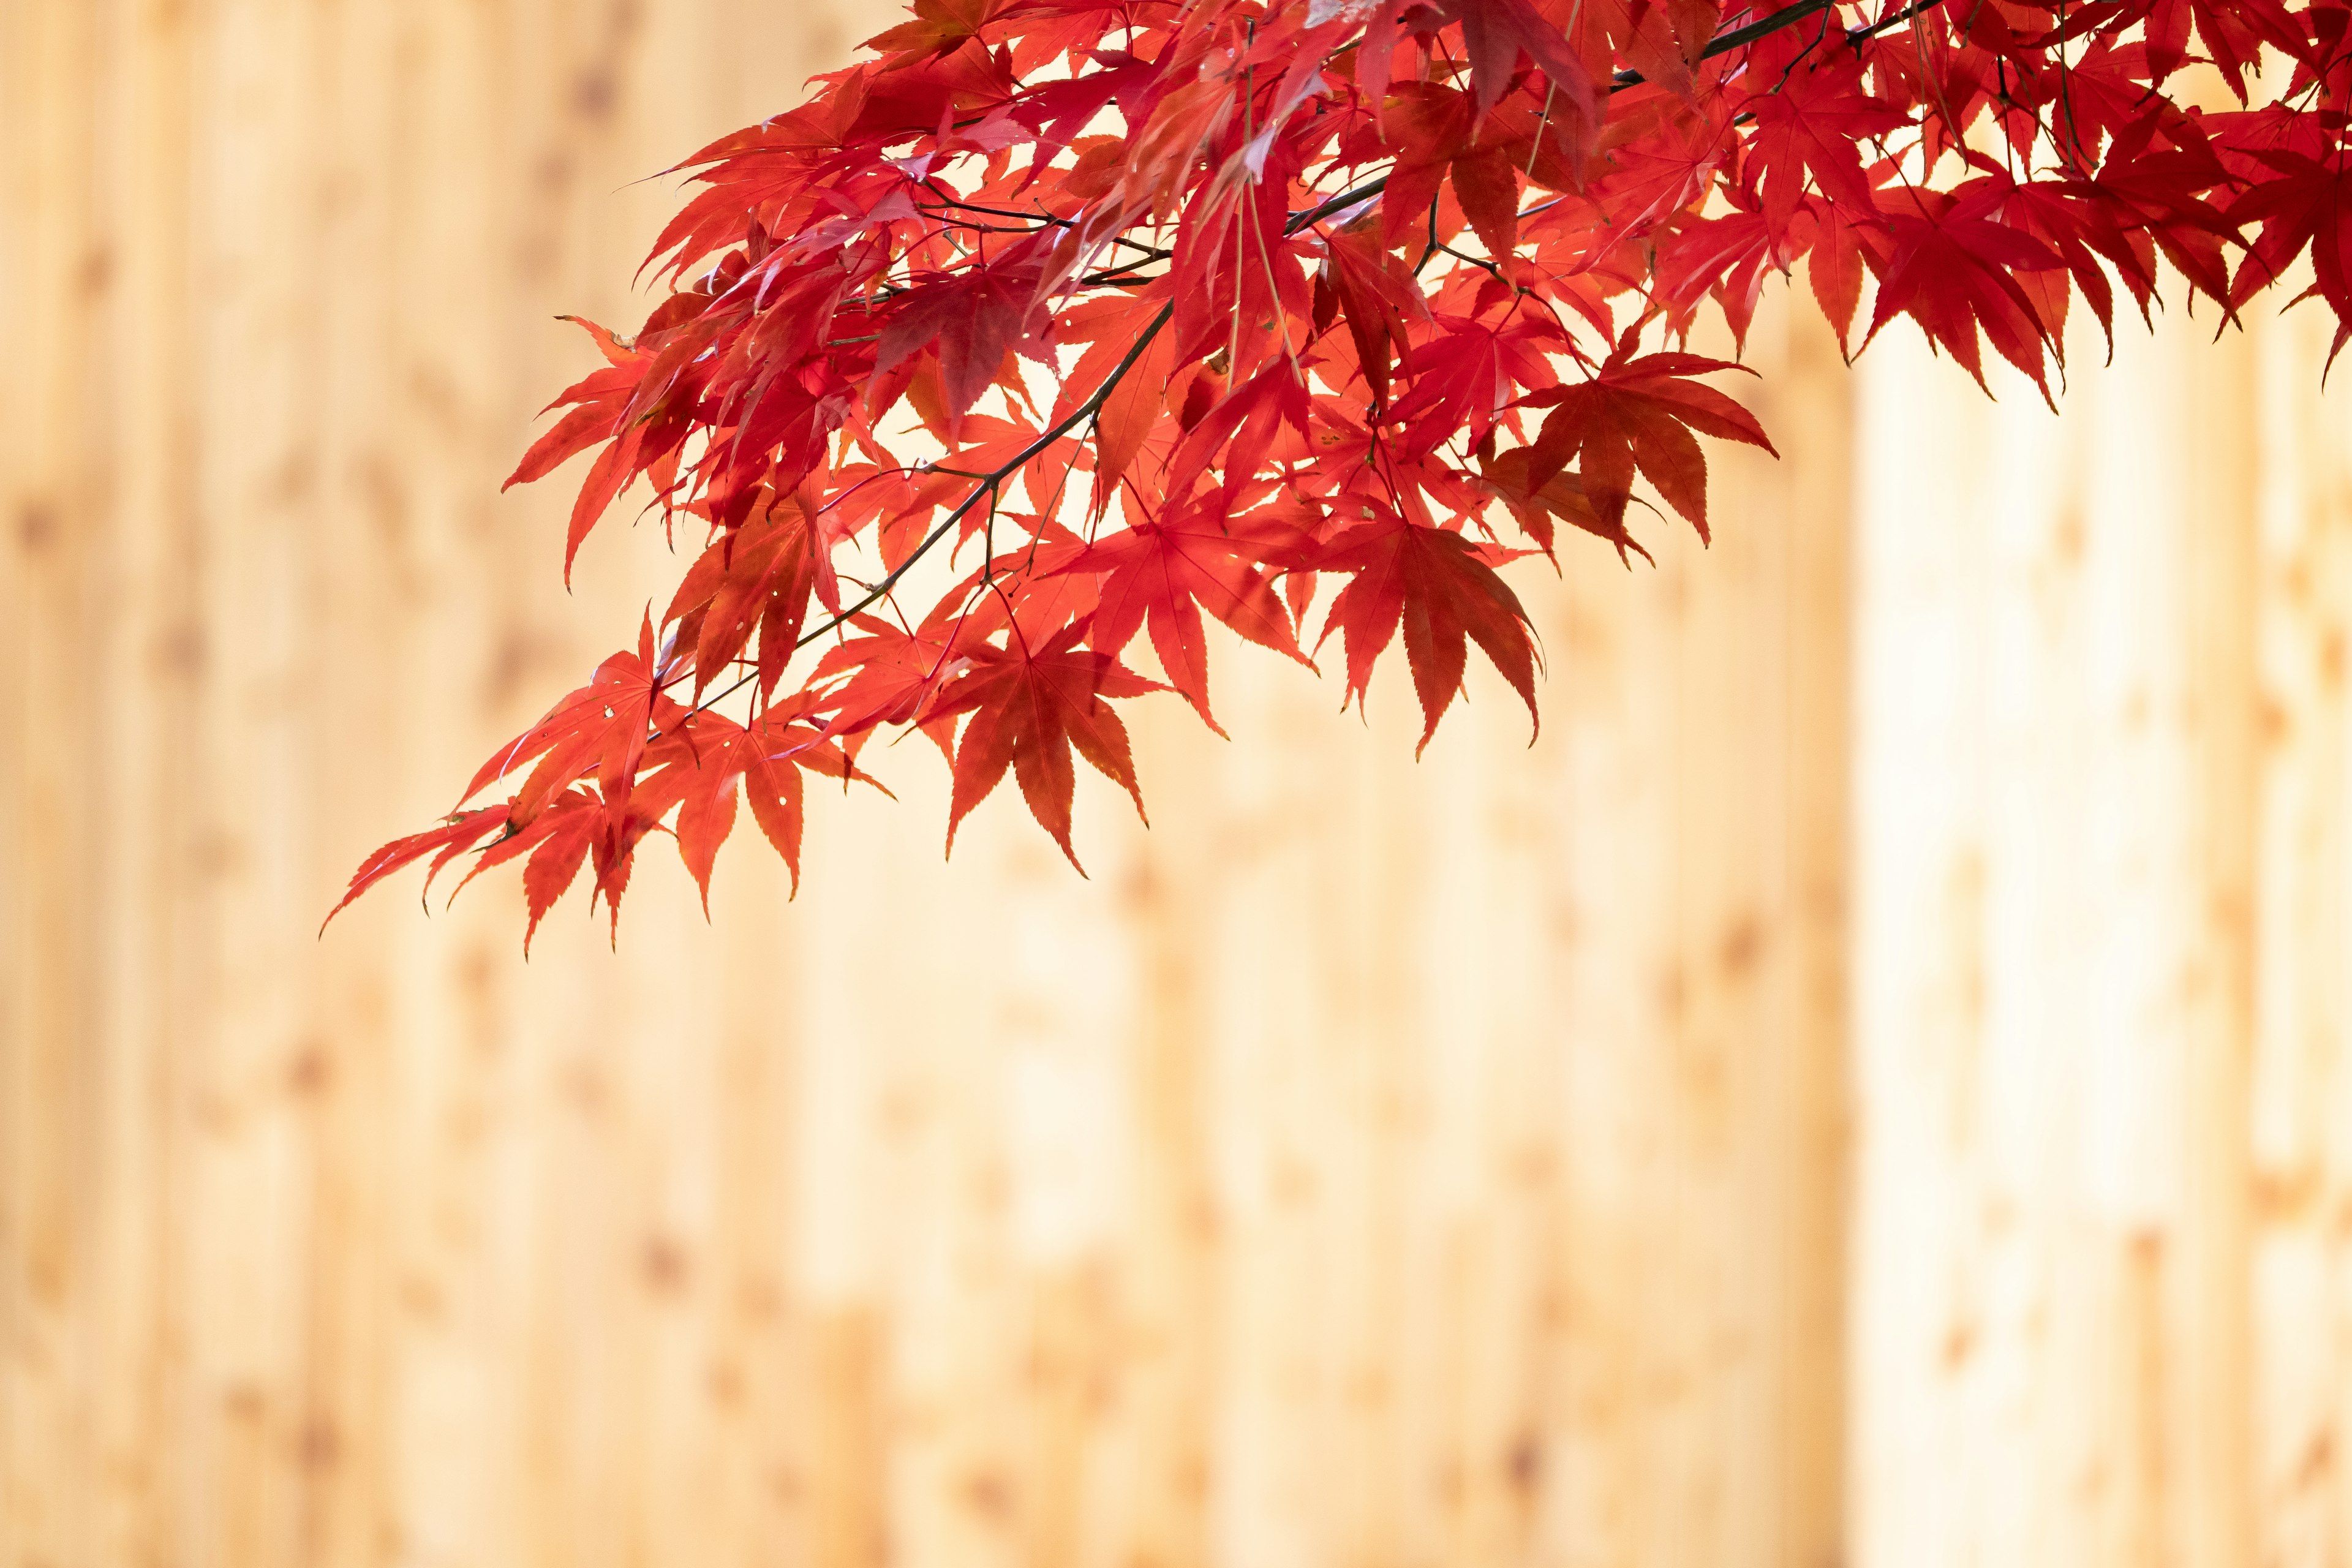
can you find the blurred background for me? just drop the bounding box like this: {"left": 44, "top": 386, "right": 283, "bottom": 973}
{"left": 3, "top": 2, "right": 2346, "bottom": 1566}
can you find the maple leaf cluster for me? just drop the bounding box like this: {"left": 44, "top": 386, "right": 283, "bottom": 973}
{"left": 335, "top": 0, "right": 2352, "bottom": 945}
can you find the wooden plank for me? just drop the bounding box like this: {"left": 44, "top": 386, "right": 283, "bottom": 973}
{"left": 2247, "top": 277, "right": 2352, "bottom": 1564}
{"left": 1848, "top": 295, "right": 2258, "bottom": 1567}
{"left": 180, "top": 3, "right": 343, "bottom": 1560}
{"left": 1528, "top": 292, "right": 1850, "bottom": 1568}
{"left": 1, "top": 9, "right": 106, "bottom": 1567}
{"left": 79, "top": 8, "right": 205, "bottom": 1562}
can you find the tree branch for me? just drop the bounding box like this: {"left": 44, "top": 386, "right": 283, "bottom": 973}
{"left": 660, "top": 0, "right": 1953, "bottom": 732}
{"left": 671, "top": 303, "right": 1179, "bottom": 723}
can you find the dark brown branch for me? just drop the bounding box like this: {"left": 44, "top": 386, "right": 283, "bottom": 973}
{"left": 1613, "top": 0, "right": 1948, "bottom": 88}
{"left": 1287, "top": 0, "right": 1938, "bottom": 233}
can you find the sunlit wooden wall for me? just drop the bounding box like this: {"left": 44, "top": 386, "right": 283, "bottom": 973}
{"left": 1, "top": 4, "right": 2344, "bottom": 1567}
{"left": 1850, "top": 276, "right": 2352, "bottom": 1563}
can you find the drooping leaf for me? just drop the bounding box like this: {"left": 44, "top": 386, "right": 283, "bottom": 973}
{"left": 925, "top": 619, "right": 1167, "bottom": 871}
{"left": 1316, "top": 512, "right": 1540, "bottom": 755}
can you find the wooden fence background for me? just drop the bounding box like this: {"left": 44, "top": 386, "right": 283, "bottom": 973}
{"left": 4, "top": 2, "right": 2350, "bottom": 1565}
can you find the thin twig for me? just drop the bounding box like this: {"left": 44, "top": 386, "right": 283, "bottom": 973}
{"left": 669, "top": 304, "right": 1180, "bottom": 723}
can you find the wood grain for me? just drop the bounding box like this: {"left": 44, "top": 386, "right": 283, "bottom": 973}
{"left": 53, "top": 2, "right": 2350, "bottom": 1566}
{"left": 1848, "top": 275, "right": 2274, "bottom": 1567}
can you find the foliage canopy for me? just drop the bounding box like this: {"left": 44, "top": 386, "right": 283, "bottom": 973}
{"left": 334, "top": 0, "right": 2348, "bottom": 945}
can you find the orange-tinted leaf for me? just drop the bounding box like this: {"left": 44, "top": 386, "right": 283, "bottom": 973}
{"left": 322, "top": 807, "right": 510, "bottom": 932}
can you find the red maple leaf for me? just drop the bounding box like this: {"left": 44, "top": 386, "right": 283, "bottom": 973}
{"left": 1741, "top": 61, "right": 1904, "bottom": 241}
{"left": 1525, "top": 331, "right": 1775, "bottom": 543}
{"left": 1057, "top": 510, "right": 1311, "bottom": 733}
{"left": 876, "top": 251, "right": 1045, "bottom": 419}
{"left": 637, "top": 707, "right": 876, "bottom": 910}
{"left": 2230, "top": 152, "right": 2352, "bottom": 364}
{"left": 458, "top": 614, "right": 679, "bottom": 831}
{"left": 1862, "top": 193, "right": 2066, "bottom": 399}
{"left": 1381, "top": 83, "right": 1530, "bottom": 260}
{"left": 924, "top": 619, "right": 1166, "bottom": 871}
{"left": 1316, "top": 512, "right": 1540, "bottom": 755}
